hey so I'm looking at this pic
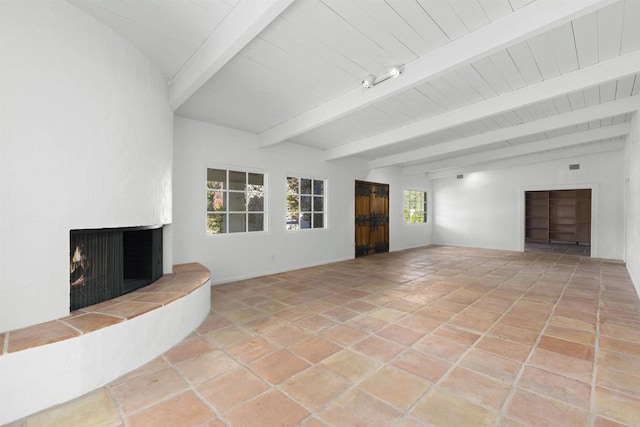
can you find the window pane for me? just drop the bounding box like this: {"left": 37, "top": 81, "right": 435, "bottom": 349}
{"left": 248, "top": 173, "right": 264, "bottom": 191}
{"left": 229, "top": 192, "right": 246, "bottom": 211}
{"left": 313, "top": 180, "right": 324, "bottom": 195}
{"left": 248, "top": 191, "right": 264, "bottom": 211}
{"left": 229, "top": 213, "right": 246, "bottom": 233}
{"left": 207, "top": 169, "right": 226, "bottom": 190}
{"left": 287, "top": 177, "right": 299, "bottom": 194}
{"left": 287, "top": 177, "right": 326, "bottom": 231}
{"left": 229, "top": 171, "right": 246, "bottom": 191}
{"left": 301, "top": 178, "right": 312, "bottom": 195}
{"left": 404, "top": 190, "right": 428, "bottom": 224}
{"left": 300, "top": 195, "right": 312, "bottom": 212}
{"left": 300, "top": 213, "right": 311, "bottom": 229}
{"left": 313, "top": 213, "right": 324, "bottom": 228}
{"left": 286, "top": 213, "right": 299, "bottom": 230}
{"left": 248, "top": 213, "right": 264, "bottom": 232}
{"left": 207, "top": 213, "right": 225, "bottom": 234}
{"left": 286, "top": 194, "right": 299, "bottom": 213}
{"left": 207, "top": 190, "right": 225, "bottom": 211}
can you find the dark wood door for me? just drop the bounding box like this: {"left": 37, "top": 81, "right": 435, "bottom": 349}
{"left": 355, "top": 180, "right": 389, "bottom": 257}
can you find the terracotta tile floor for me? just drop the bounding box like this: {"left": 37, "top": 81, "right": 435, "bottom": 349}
{"left": 9, "top": 245, "right": 640, "bottom": 426}
{"left": 526, "top": 241, "right": 591, "bottom": 257}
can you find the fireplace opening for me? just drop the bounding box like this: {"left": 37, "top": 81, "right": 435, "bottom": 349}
{"left": 70, "top": 225, "right": 163, "bottom": 311}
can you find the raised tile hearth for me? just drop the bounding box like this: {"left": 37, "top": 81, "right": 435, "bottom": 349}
{"left": 0, "top": 263, "right": 211, "bottom": 424}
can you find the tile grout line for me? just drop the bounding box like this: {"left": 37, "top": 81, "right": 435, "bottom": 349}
{"left": 271, "top": 254, "right": 511, "bottom": 423}
{"left": 161, "top": 352, "right": 231, "bottom": 426}
{"left": 110, "top": 354, "right": 201, "bottom": 424}
{"left": 493, "top": 253, "right": 579, "bottom": 426}
{"left": 224, "top": 253, "right": 598, "bottom": 424}
{"left": 105, "top": 384, "right": 128, "bottom": 427}
{"left": 337, "top": 256, "right": 503, "bottom": 423}
{"left": 308, "top": 273, "right": 454, "bottom": 424}
{"left": 210, "top": 285, "right": 363, "bottom": 426}
{"left": 589, "top": 261, "right": 605, "bottom": 427}
{"left": 186, "top": 251, "right": 591, "bottom": 425}
{"left": 392, "top": 253, "right": 555, "bottom": 423}
{"left": 294, "top": 281, "right": 415, "bottom": 424}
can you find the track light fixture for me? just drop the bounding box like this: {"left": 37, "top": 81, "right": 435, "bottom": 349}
{"left": 362, "top": 65, "right": 403, "bottom": 89}
{"left": 362, "top": 74, "right": 375, "bottom": 88}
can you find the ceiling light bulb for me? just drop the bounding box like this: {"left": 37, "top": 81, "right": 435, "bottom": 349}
{"left": 389, "top": 65, "right": 402, "bottom": 78}
{"left": 362, "top": 74, "right": 375, "bottom": 88}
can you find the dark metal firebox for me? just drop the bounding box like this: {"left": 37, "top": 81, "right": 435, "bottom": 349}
{"left": 70, "top": 225, "right": 163, "bottom": 311}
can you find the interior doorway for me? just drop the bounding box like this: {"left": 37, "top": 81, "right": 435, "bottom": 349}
{"left": 524, "top": 189, "right": 592, "bottom": 255}
{"left": 355, "top": 180, "right": 389, "bottom": 257}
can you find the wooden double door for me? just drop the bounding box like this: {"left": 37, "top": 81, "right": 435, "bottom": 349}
{"left": 355, "top": 180, "right": 389, "bottom": 257}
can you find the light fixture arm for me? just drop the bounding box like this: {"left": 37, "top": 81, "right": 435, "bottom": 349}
{"left": 362, "top": 65, "right": 403, "bottom": 89}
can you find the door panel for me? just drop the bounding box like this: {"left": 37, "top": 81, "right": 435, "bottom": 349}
{"left": 355, "top": 180, "right": 389, "bottom": 257}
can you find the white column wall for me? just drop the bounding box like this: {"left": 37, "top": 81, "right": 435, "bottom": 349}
{"left": 624, "top": 107, "right": 640, "bottom": 294}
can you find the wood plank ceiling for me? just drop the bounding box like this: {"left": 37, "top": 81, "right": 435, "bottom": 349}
{"left": 71, "top": 0, "right": 640, "bottom": 178}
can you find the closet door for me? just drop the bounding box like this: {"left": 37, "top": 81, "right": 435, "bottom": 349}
{"left": 355, "top": 180, "right": 389, "bottom": 257}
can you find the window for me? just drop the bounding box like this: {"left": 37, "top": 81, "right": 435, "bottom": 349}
{"left": 286, "top": 177, "right": 325, "bottom": 230}
{"left": 404, "top": 190, "right": 427, "bottom": 224}
{"left": 206, "top": 168, "right": 265, "bottom": 234}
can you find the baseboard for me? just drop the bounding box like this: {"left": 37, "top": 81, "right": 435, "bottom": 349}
{"left": 209, "top": 255, "right": 354, "bottom": 286}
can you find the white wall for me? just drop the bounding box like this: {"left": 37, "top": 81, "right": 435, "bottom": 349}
{"left": 0, "top": 0, "right": 173, "bottom": 332}
{"left": 173, "top": 118, "right": 432, "bottom": 284}
{"left": 431, "top": 150, "right": 626, "bottom": 261}
{"left": 366, "top": 167, "right": 432, "bottom": 252}
{"left": 625, "top": 108, "right": 640, "bottom": 294}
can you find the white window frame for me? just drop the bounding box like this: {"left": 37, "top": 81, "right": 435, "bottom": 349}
{"left": 404, "top": 189, "right": 428, "bottom": 224}
{"left": 206, "top": 167, "right": 267, "bottom": 235}
{"left": 286, "top": 176, "right": 327, "bottom": 230}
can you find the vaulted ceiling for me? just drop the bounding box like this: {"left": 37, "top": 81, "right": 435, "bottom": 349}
{"left": 70, "top": 0, "right": 639, "bottom": 178}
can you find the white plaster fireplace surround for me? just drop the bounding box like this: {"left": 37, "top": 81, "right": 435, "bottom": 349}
{"left": 0, "top": 0, "right": 174, "bottom": 333}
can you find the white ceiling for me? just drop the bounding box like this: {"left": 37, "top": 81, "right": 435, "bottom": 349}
{"left": 71, "top": 0, "right": 640, "bottom": 177}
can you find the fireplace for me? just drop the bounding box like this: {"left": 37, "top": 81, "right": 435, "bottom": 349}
{"left": 70, "top": 225, "right": 163, "bottom": 310}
